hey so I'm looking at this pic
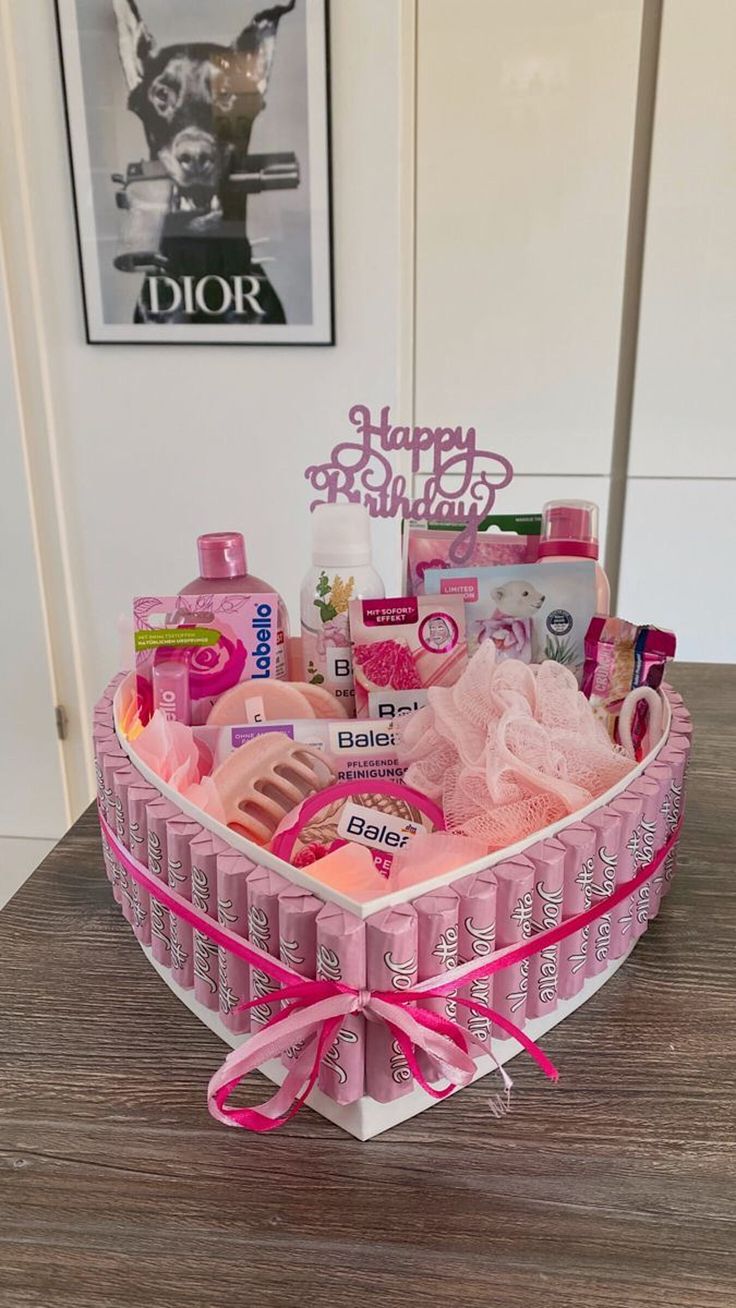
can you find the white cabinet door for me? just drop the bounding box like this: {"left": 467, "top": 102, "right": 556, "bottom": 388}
{"left": 0, "top": 242, "right": 68, "bottom": 838}
{"left": 630, "top": 0, "right": 736, "bottom": 478}
{"left": 414, "top": 0, "right": 643, "bottom": 475}
{"left": 618, "top": 479, "right": 736, "bottom": 662}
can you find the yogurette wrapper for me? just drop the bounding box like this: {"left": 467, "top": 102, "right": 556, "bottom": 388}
{"left": 415, "top": 888, "right": 459, "bottom": 1083}
{"left": 278, "top": 885, "right": 322, "bottom": 1069}
{"left": 146, "top": 797, "right": 180, "bottom": 967}
{"left": 111, "top": 763, "right": 140, "bottom": 923}
{"left": 316, "top": 903, "right": 366, "bottom": 1105}
{"left": 583, "top": 807, "right": 622, "bottom": 975}
{"left": 656, "top": 735, "right": 690, "bottom": 893}
{"left": 246, "top": 865, "right": 288, "bottom": 1030}
{"left": 492, "top": 859, "right": 534, "bottom": 1036}
{"left": 555, "top": 826, "right": 596, "bottom": 999}
{"left": 629, "top": 776, "right": 663, "bottom": 932}
{"left": 644, "top": 760, "right": 676, "bottom": 918}
{"left": 101, "top": 749, "right": 128, "bottom": 898}
{"left": 365, "top": 904, "right": 418, "bottom": 1102}
{"left": 166, "top": 818, "right": 203, "bottom": 990}
{"left": 454, "top": 867, "right": 497, "bottom": 1052}
{"left": 189, "top": 831, "right": 227, "bottom": 1012}
{"left": 608, "top": 792, "right": 644, "bottom": 954}
{"left": 217, "top": 851, "right": 255, "bottom": 1034}
{"left": 349, "top": 594, "right": 468, "bottom": 720}
{"left": 127, "top": 782, "right": 159, "bottom": 945}
{"left": 525, "top": 837, "right": 566, "bottom": 1019}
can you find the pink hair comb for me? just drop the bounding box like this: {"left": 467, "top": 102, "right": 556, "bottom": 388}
{"left": 211, "top": 731, "right": 335, "bottom": 845}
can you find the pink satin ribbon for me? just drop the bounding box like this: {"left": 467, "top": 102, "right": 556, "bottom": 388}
{"left": 99, "top": 811, "right": 682, "bottom": 1132}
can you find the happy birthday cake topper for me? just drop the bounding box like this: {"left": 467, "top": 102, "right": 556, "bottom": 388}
{"left": 304, "top": 403, "right": 514, "bottom": 565}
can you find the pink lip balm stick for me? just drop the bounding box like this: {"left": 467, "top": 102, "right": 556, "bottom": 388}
{"left": 316, "top": 904, "right": 366, "bottom": 1105}
{"left": 152, "top": 659, "right": 191, "bottom": 725}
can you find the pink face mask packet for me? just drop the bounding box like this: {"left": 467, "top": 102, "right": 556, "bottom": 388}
{"left": 404, "top": 516, "right": 541, "bottom": 596}
{"left": 348, "top": 594, "right": 468, "bottom": 719}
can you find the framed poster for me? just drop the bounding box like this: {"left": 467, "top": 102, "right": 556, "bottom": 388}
{"left": 55, "top": 0, "right": 333, "bottom": 344}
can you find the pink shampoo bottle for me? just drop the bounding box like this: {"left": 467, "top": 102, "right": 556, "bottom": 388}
{"left": 538, "top": 500, "right": 611, "bottom": 615}
{"left": 181, "top": 532, "right": 289, "bottom": 679}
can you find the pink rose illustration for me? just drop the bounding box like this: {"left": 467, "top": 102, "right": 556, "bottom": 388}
{"left": 187, "top": 630, "right": 247, "bottom": 700}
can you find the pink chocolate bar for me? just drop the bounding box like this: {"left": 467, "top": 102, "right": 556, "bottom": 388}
{"left": 146, "top": 797, "right": 180, "bottom": 967}
{"left": 643, "top": 759, "right": 675, "bottom": 918}
{"left": 555, "top": 826, "right": 595, "bottom": 999}
{"left": 492, "top": 859, "right": 534, "bottom": 1037}
{"left": 245, "top": 865, "right": 288, "bottom": 1031}
{"left": 453, "top": 868, "right": 497, "bottom": 1052}
{"left": 628, "top": 777, "right": 660, "bottom": 933}
{"left": 279, "top": 886, "right": 322, "bottom": 1069}
{"left": 654, "top": 735, "right": 689, "bottom": 894}
{"left": 525, "top": 838, "right": 565, "bottom": 1019}
{"left": 316, "top": 904, "right": 366, "bottom": 1104}
{"left": 415, "top": 888, "right": 459, "bottom": 1083}
{"left": 127, "top": 781, "right": 158, "bottom": 945}
{"left": 111, "top": 763, "right": 141, "bottom": 925}
{"left": 584, "top": 807, "right": 622, "bottom": 975}
{"left": 608, "top": 791, "right": 644, "bottom": 957}
{"left": 218, "top": 851, "right": 257, "bottom": 1034}
{"left": 365, "top": 905, "right": 418, "bottom": 1102}
{"left": 102, "top": 749, "right": 129, "bottom": 897}
{"left": 166, "top": 817, "right": 203, "bottom": 990}
{"left": 189, "top": 831, "right": 227, "bottom": 1011}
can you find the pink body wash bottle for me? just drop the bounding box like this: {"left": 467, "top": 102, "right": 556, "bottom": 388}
{"left": 181, "top": 532, "right": 289, "bottom": 678}
{"left": 538, "top": 500, "right": 611, "bottom": 615}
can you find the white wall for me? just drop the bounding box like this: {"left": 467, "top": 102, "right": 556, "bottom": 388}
{"left": 0, "top": 0, "right": 732, "bottom": 833}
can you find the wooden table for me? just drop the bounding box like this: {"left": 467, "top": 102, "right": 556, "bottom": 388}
{"left": 1, "top": 664, "right": 734, "bottom": 1308}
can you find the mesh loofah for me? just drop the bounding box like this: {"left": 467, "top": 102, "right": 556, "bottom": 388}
{"left": 395, "top": 643, "right": 633, "bottom": 851}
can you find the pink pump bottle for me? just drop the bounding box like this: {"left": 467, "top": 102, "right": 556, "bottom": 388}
{"left": 181, "top": 532, "right": 289, "bottom": 678}
{"left": 538, "top": 500, "right": 611, "bottom": 615}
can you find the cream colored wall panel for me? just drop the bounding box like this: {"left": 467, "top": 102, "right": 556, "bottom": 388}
{"left": 414, "top": 0, "right": 643, "bottom": 476}
{"left": 630, "top": 0, "right": 736, "bottom": 477}
{"left": 618, "top": 479, "right": 736, "bottom": 662}
{"left": 2, "top": 0, "right": 411, "bottom": 718}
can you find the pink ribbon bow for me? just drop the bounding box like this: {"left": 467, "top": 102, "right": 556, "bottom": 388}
{"left": 99, "top": 811, "right": 681, "bottom": 1133}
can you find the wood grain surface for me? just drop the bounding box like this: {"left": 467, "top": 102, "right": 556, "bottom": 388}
{"left": 1, "top": 664, "right": 734, "bottom": 1308}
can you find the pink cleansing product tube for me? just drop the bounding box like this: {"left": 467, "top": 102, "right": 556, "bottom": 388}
{"left": 146, "top": 797, "right": 180, "bottom": 967}
{"left": 492, "top": 858, "right": 534, "bottom": 1037}
{"left": 278, "top": 885, "right": 322, "bottom": 1070}
{"left": 628, "top": 777, "right": 661, "bottom": 932}
{"left": 365, "top": 904, "right": 418, "bottom": 1102}
{"left": 584, "top": 806, "right": 622, "bottom": 977}
{"left": 653, "top": 735, "right": 690, "bottom": 895}
{"left": 415, "top": 888, "right": 459, "bottom": 1083}
{"left": 245, "top": 865, "right": 288, "bottom": 1032}
{"left": 126, "top": 782, "right": 158, "bottom": 946}
{"left": 217, "top": 851, "right": 256, "bottom": 1034}
{"left": 555, "top": 826, "right": 596, "bottom": 1000}
{"left": 189, "top": 831, "right": 228, "bottom": 1011}
{"left": 152, "top": 659, "right": 191, "bottom": 726}
{"left": 166, "top": 817, "right": 203, "bottom": 990}
{"left": 607, "top": 791, "right": 643, "bottom": 958}
{"left": 643, "top": 759, "right": 676, "bottom": 918}
{"left": 525, "top": 837, "right": 566, "bottom": 1020}
{"left": 453, "top": 867, "right": 497, "bottom": 1053}
{"left": 112, "top": 763, "right": 141, "bottom": 925}
{"left": 316, "top": 903, "right": 366, "bottom": 1105}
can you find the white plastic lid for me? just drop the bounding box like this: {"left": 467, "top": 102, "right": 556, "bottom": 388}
{"left": 311, "top": 502, "right": 373, "bottom": 566}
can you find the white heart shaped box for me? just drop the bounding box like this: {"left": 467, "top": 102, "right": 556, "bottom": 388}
{"left": 96, "top": 675, "right": 689, "bottom": 1140}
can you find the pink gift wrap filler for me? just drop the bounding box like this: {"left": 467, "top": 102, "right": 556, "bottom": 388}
{"left": 246, "top": 865, "right": 288, "bottom": 1031}
{"left": 584, "top": 807, "right": 623, "bottom": 976}
{"left": 525, "top": 838, "right": 566, "bottom": 1019}
{"left": 127, "top": 782, "right": 159, "bottom": 945}
{"left": 218, "top": 851, "right": 256, "bottom": 1034}
{"left": 555, "top": 826, "right": 596, "bottom": 1000}
{"left": 365, "top": 904, "right": 418, "bottom": 1102}
{"left": 492, "top": 859, "right": 534, "bottom": 1037}
{"left": 189, "top": 831, "right": 227, "bottom": 1011}
{"left": 279, "top": 885, "right": 322, "bottom": 1069}
{"left": 454, "top": 867, "right": 497, "bottom": 1052}
{"left": 146, "top": 797, "right": 180, "bottom": 967}
{"left": 166, "top": 818, "right": 203, "bottom": 990}
{"left": 415, "top": 887, "right": 460, "bottom": 1082}
{"left": 316, "top": 904, "right": 366, "bottom": 1105}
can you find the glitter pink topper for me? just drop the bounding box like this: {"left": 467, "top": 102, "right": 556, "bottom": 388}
{"left": 304, "top": 404, "right": 514, "bottom": 566}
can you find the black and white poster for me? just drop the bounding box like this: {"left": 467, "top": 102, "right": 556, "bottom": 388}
{"left": 55, "top": 0, "right": 333, "bottom": 343}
